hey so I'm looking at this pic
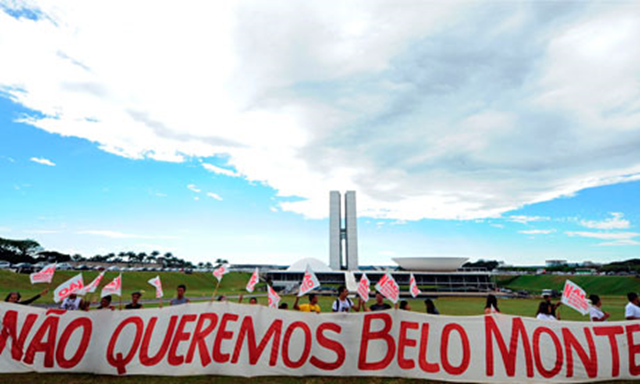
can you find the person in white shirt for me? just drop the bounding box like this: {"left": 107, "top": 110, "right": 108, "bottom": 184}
{"left": 589, "top": 294, "right": 610, "bottom": 322}
{"left": 60, "top": 293, "right": 82, "bottom": 310}
{"left": 625, "top": 292, "right": 640, "bottom": 320}
{"left": 332, "top": 286, "right": 362, "bottom": 312}
{"left": 536, "top": 301, "right": 557, "bottom": 321}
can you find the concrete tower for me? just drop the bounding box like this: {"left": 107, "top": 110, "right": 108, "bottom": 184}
{"left": 328, "top": 190, "right": 359, "bottom": 270}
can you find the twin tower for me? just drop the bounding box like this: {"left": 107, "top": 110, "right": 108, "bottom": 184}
{"left": 329, "top": 191, "right": 359, "bottom": 271}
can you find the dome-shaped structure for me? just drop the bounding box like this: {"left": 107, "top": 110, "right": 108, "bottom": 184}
{"left": 287, "top": 258, "right": 333, "bottom": 272}
{"left": 392, "top": 257, "right": 468, "bottom": 271}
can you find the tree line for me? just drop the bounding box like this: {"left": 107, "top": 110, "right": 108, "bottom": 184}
{"left": 0, "top": 236, "right": 201, "bottom": 268}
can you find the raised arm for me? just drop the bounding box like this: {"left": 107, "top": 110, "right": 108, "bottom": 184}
{"left": 293, "top": 296, "right": 301, "bottom": 311}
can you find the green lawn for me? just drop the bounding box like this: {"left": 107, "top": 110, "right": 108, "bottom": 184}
{"left": 0, "top": 270, "right": 257, "bottom": 302}
{"left": 497, "top": 274, "right": 640, "bottom": 296}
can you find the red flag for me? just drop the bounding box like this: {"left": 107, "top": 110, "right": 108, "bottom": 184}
{"left": 30, "top": 263, "right": 56, "bottom": 284}
{"left": 357, "top": 273, "right": 370, "bottom": 302}
{"left": 409, "top": 273, "right": 421, "bottom": 298}
{"left": 268, "top": 285, "right": 280, "bottom": 308}
{"left": 297, "top": 266, "right": 320, "bottom": 297}
{"left": 246, "top": 268, "right": 259, "bottom": 293}
{"left": 148, "top": 276, "right": 163, "bottom": 298}
{"left": 561, "top": 279, "right": 589, "bottom": 315}
{"left": 213, "top": 264, "right": 229, "bottom": 282}
{"left": 53, "top": 273, "right": 84, "bottom": 303}
{"left": 375, "top": 272, "right": 400, "bottom": 303}
{"left": 101, "top": 274, "right": 122, "bottom": 297}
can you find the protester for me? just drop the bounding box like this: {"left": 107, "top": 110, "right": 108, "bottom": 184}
{"left": 484, "top": 294, "right": 500, "bottom": 314}
{"left": 278, "top": 302, "right": 288, "bottom": 310}
{"left": 97, "top": 295, "right": 115, "bottom": 310}
{"left": 424, "top": 298, "right": 440, "bottom": 315}
{"left": 60, "top": 293, "right": 82, "bottom": 310}
{"left": 79, "top": 299, "right": 91, "bottom": 311}
{"left": 217, "top": 295, "right": 227, "bottom": 302}
{"left": 543, "top": 293, "right": 562, "bottom": 318}
{"left": 399, "top": 300, "right": 411, "bottom": 311}
{"left": 125, "top": 291, "right": 143, "bottom": 309}
{"left": 625, "top": 292, "right": 640, "bottom": 320}
{"left": 536, "top": 302, "right": 557, "bottom": 321}
{"left": 249, "top": 297, "right": 258, "bottom": 305}
{"left": 589, "top": 294, "right": 610, "bottom": 322}
{"left": 293, "top": 293, "right": 321, "bottom": 313}
{"left": 4, "top": 288, "right": 48, "bottom": 305}
{"left": 332, "top": 286, "right": 362, "bottom": 312}
{"left": 170, "top": 284, "right": 190, "bottom": 306}
{"left": 368, "top": 292, "right": 392, "bottom": 311}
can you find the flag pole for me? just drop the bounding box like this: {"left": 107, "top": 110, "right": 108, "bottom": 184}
{"left": 211, "top": 279, "right": 221, "bottom": 301}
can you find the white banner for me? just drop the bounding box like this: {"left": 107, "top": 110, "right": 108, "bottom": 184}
{"left": 2, "top": 302, "right": 639, "bottom": 381}
{"left": 29, "top": 263, "right": 56, "bottom": 284}
{"left": 52, "top": 273, "right": 84, "bottom": 303}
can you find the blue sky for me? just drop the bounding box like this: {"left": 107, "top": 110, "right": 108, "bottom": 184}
{"left": 1, "top": 1, "right": 639, "bottom": 266}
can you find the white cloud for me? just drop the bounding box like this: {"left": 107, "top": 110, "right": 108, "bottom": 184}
{"left": 206, "top": 192, "right": 223, "bottom": 201}
{"left": 77, "top": 230, "right": 178, "bottom": 240}
{"left": 580, "top": 212, "right": 630, "bottom": 230}
{"left": 597, "top": 239, "right": 640, "bottom": 246}
{"left": 2, "top": 3, "right": 640, "bottom": 220}
{"left": 202, "top": 163, "right": 240, "bottom": 177}
{"left": 30, "top": 157, "right": 55, "bottom": 166}
{"left": 25, "top": 229, "right": 60, "bottom": 234}
{"left": 566, "top": 231, "right": 640, "bottom": 240}
{"left": 187, "top": 184, "right": 201, "bottom": 193}
{"left": 490, "top": 224, "right": 505, "bottom": 229}
{"left": 508, "top": 215, "right": 550, "bottom": 224}
{"left": 0, "top": 226, "right": 11, "bottom": 233}
{"left": 519, "top": 229, "right": 555, "bottom": 235}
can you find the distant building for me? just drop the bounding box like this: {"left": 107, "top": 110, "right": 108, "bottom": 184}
{"left": 329, "top": 191, "right": 358, "bottom": 271}
{"left": 546, "top": 260, "right": 568, "bottom": 267}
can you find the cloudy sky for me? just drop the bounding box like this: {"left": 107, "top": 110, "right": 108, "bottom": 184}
{"left": 1, "top": 1, "right": 639, "bottom": 266}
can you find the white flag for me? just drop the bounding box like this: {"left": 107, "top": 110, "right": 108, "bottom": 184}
{"left": 101, "top": 274, "right": 122, "bottom": 297}
{"left": 148, "top": 276, "right": 164, "bottom": 298}
{"left": 561, "top": 279, "right": 590, "bottom": 315}
{"left": 78, "top": 272, "right": 105, "bottom": 295}
{"left": 409, "top": 273, "right": 422, "bottom": 298}
{"left": 30, "top": 263, "right": 56, "bottom": 284}
{"left": 375, "top": 272, "right": 400, "bottom": 304}
{"left": 297, "top": 265, "right": 320, "bottom": 297}
{"left": 357, "top": 273, "right": 370, "bottom": 302}
{"left": 246, "top": 268, "right": 260, "bottom": 293}
{"left": 53, "top": 273, "right": 84, "bottom": 303}
{"left": 268, "top": 285, "right": 281, "bottom": 308}
{"left": 213, "top": 264, "right": 229, "bottom": 282}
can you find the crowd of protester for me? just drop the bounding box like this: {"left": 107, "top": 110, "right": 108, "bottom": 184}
{"left": 5, "top": 282, "right": 640, "bottom": 323}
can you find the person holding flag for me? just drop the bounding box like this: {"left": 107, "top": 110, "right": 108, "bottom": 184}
{"left": 148, "top": 275, "right": 164, "bottom": 307}
{"left": 293, "top": 293, "right": 320, "bottom": 313}
{"left": 53, "top": 273, "right": 84, "bottom": 306}
{"left": 239, "top": 268, "right": 260, "bottom": 304}
{"left": 374, "top": 272, "right": 400, "bottom": 309}
{"left": 101, "top": 274, "right": 122, "bottom": 309}
{"left": 332, "top": 286, "right": 363, "bottom": 312}
{"left": 4, "top": 289, "right": 49, "bottom": 305}
{"left": 293, "top": 265, "right": 321, "bottom": 313}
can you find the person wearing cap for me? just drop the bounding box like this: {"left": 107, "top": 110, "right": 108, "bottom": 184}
{"left": 125, "top": 291, "right": 143, "bottom": 309}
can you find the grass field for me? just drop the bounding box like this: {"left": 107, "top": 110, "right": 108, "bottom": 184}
{"left": 496, "top": 274, "right": 640, "bottom": 296}
{"left": 0, "top": 270, "right": 257, "bottom": 302}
